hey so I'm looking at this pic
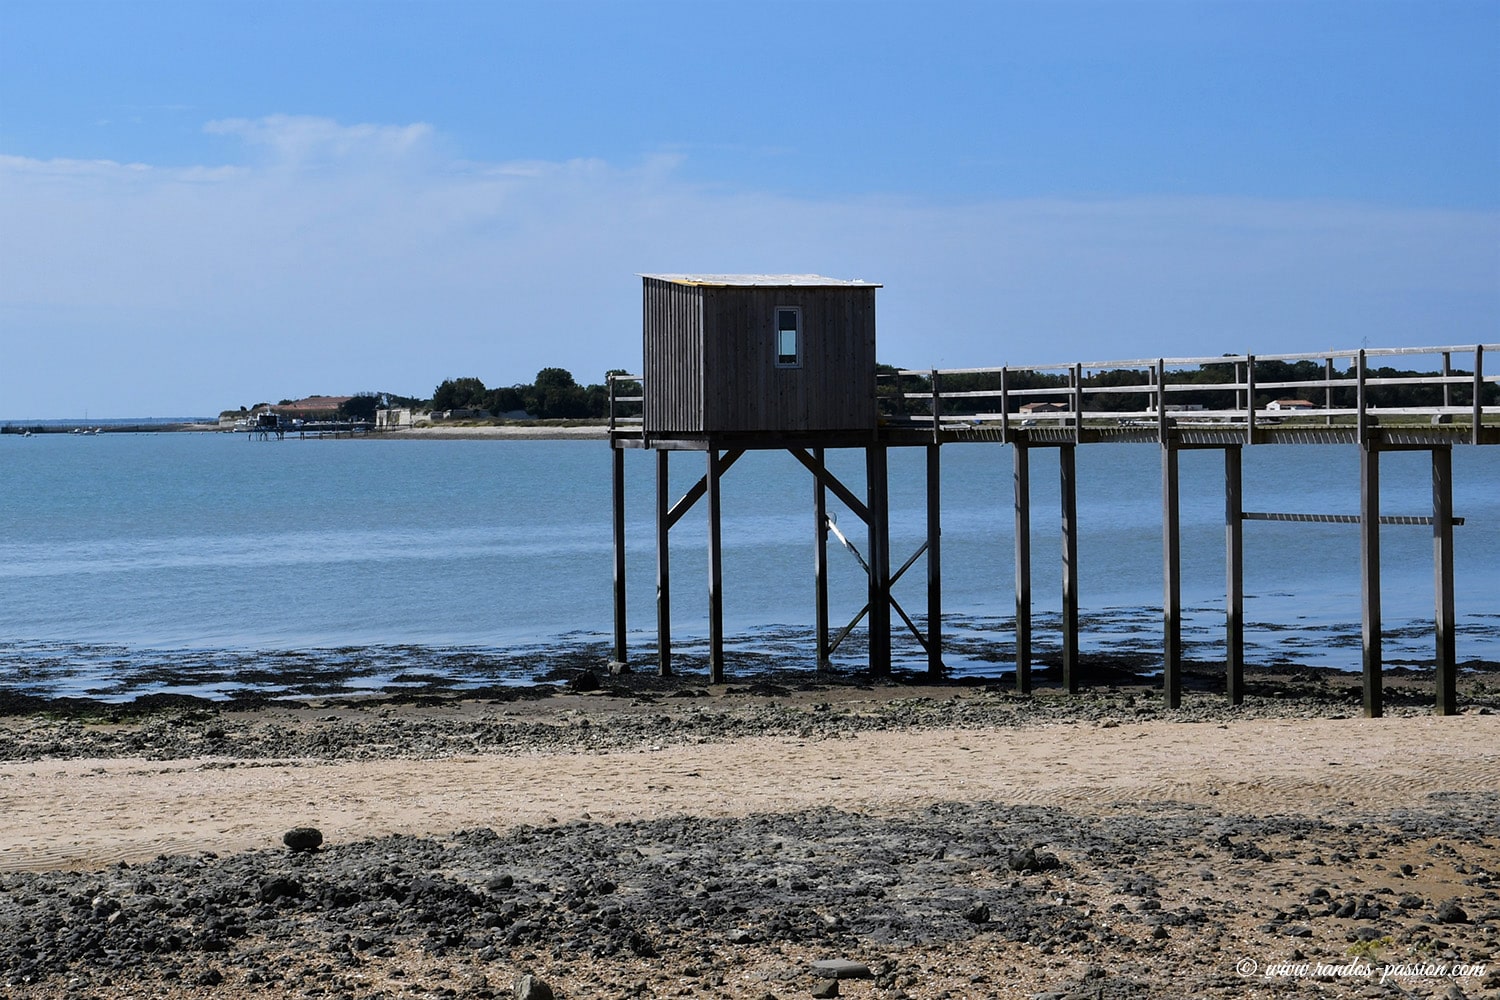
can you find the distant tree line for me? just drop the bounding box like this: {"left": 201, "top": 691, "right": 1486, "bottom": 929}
{"left": 877, "top": 359, "right": 1498, "bottom": 416}
{"left": 263, "top": 357, "right": 1493, "bottom": 425}
{"left": 429, "top": 368, "right": 640, "bottom": 420}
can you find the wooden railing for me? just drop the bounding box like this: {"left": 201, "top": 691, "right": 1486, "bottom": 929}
{"left": 606, "top": 374, "right": 645, "bottom": 433}
{"left": 878, "top": 343, "right": 1497, "bottom": 445}
{"left": 609, "top": 344, "right": 1499, "bottom": 444}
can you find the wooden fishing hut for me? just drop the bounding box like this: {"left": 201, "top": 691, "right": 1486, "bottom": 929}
{"left": 610, "top": 279, "right": 1497, "bottom": 717}
{"left": 609, "top": 273, "right": 913, "bottom": 684}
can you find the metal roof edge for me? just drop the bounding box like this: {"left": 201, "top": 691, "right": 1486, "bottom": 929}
{"left": 638, "top": 273, "right": 882, "bottom": 288}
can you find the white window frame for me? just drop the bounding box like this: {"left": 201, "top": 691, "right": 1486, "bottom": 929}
{"left": 774, "top": 306, "right": 802, "bottom": 369}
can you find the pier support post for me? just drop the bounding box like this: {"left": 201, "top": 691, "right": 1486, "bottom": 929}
{"left": 1225, "top": 446, "right": 1244, "bottom": 705}
{"left": 1060, "top": 444, "right": 1080, "bottom": 694}
{"left": 926, "top": 444, "right": 943, "bottom": 678}
{"left": 1360, "top": 440, "right": 1382, "bottom": 717}
{"left": 1433, "top": 447, "right": 1457, "bottom": 714}
{"left": 1013, "top": 442, "right": 1033, "bottom": 694}
{"left": 1162, "top": 439, "right": 1182, "bottom": 708}
{"left": 611, "top": 446, "right": 627, "bottom": 666}
{"left": 655, "top": 450, "right": 672, "bottom": 677}
{"left": 814, "top": 448, "right": 831, "bottom": 671}
{"left": 866, "top": 445, "right": 892, "bottom": 675}
{"left": 707, "top": 448, "right": 725, "bottom": 684}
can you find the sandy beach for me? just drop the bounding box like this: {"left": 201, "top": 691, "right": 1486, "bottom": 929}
{"left": 367, "top": 423, "right": 610, "bottom": 441}
{"left": 2, "top": 670, "right": 1496, "bottom": 999}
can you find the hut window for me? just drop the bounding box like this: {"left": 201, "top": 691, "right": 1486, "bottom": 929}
{"left": 775, "top": 307, "right": 801, "bottom": 367}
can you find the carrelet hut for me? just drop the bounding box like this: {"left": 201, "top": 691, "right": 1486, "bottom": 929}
{"left": 640, "top": 274, "right": 881, "bottom": 442}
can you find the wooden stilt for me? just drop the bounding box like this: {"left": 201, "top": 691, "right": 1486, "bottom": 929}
{"left": 1361, "top": 440, "right": 1382, "bottom": 717}
{"left": 1474, "top": 345, "right": 1485, "bottom": 447}
{"left": 1433, "top": 447, "right": 1457, "bottom": 715}
{"left": 1162, "top": 439, "right": 1181, "bottom": 708}
{"left": 707, "top": 448, "right": 725, "bottom": 684}
{"left": 655, "top": 449, "right": 672, "bottom": 677}
{"left": 926, "top": 444, "right": 942, "bottom": 678}
{"left": 1013, "top": 442, "right": 1032, "bottom": 694}
{"left": 611, "top": 445, "right": 627, "bottom": 666}
{"left": 814, "top": 447, "right": 830, "bottom": 671}
{"left": 1225, "top": 446, "right": 1244, "bottom": 705}
{"left": 866, "top": 445, "right": 892, "bottom": 675}
{"left": 1060, "top": 444, "right": 1079, "bottom": 694}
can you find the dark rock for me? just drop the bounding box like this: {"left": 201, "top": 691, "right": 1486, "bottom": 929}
{"left": 1435, "top": 899, "right": 1469, "bottom": 924}
{"left": 961, "top": 902, "right": 990, "bottom": 924}
{"left": 569, "top": 670, "right": 601, "bottom": 693}
{"left": 810, "top": 959, "right": 873, "bottom": 979}
{"left": 811, "top": 981, "right": 839, "bottom": 998}
{"left": 513, "top": 972, "right": 554, "bottom": 1000}
{"left": 258, "top": 876, "right": 303, "bottom": 904}
{"left": 283, "top": 827, "right": 323, "bottom": 852}
{"left": 1009, "top": 847, "right": 1061, "bottom": 873}
{"left": 1215, "top": 833, "right": 1271, "bottom": 862}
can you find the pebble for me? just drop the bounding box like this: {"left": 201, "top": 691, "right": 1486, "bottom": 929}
{"left": 283, "top": 827, "right": 324, "bottom": 852}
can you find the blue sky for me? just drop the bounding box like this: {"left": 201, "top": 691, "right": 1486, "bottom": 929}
{"left": 2, "top": 0, "right": 1496, "bottom": 418}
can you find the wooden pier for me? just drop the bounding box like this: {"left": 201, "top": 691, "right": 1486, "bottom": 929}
{"left": 608, "top": 277, "right": 1496, "bottom": 717}
{"left": 239, "top": 418, "right": 370, "bottom": 441}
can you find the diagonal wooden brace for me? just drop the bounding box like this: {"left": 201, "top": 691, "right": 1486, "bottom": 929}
{"left": 890, "top": 594, "right": 931, "bottom": 654}
{"left": 788, "top": 448, "right": 870, "bottom": 523}
{"left": 829, "top": 603, "right": 871, "bottom": 655}
{"left": 665, "top": 449, "right": 744, "bottom": 529}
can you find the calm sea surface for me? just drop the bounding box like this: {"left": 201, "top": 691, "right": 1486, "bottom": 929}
{"left": 1, "top": 432, "right": 1496, "bottom": 699}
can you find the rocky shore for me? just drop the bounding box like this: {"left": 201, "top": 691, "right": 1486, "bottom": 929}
{"left": 1, "top": 665, "right": 1496, "bottom": 999}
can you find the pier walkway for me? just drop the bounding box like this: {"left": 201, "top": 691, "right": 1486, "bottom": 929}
{"left": 608, "top": 344, "right": 1498, "bottom": 718}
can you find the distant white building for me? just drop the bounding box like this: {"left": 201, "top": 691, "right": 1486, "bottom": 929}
{"left": 1267, "top": 399, "right": 1318, "bottom": 411}
{"left": 375, "top": 408, "right": 414, "bottom": 429}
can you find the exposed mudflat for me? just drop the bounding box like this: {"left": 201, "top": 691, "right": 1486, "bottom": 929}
{"left": 1, "top": 664, "right": 1496, "bottom": 999}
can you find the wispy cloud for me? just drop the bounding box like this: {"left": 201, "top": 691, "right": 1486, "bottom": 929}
{"left": 2, "top": 115, "right": 1495, "bottom": 417}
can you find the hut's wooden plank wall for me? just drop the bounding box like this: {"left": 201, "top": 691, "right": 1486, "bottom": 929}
{"left": 642, "top": 278, "right": 705, "bottom": 434}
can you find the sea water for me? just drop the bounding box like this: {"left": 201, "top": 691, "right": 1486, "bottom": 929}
{"left": 0, "top": 431, "right": 1496, "bottom": 698}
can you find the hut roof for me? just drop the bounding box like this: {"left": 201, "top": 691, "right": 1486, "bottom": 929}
{"left": 639, "top": 273, "right": 881, "bottom": 288}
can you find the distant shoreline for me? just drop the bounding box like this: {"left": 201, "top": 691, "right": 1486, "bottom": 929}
{"left": 366, "top": 422, "right": 609, "bottom": 441}
{"left": 2, "top": 421, "right": 612, "bottom": 440}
